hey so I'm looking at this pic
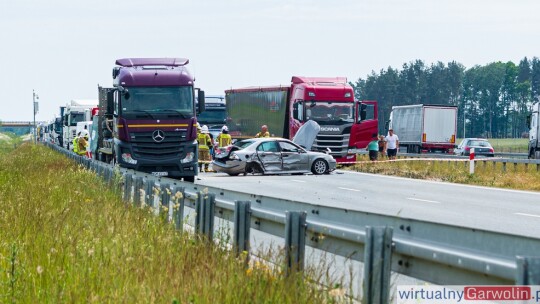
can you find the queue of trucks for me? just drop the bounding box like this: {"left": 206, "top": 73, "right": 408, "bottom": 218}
{"left": 39, "top": 56, "right": 540, "bottom": 178}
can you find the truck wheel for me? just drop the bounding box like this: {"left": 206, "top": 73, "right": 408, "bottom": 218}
{"left": 536, "top": 150, "right": 540, "bottom": 159}
{"left": 184, "top": 176, "right": 195, "bottom": 183}
{"left": 311, "top": 159, "right": 328, "bottom": 175}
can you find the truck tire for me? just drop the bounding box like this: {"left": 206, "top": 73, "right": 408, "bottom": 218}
{"left": 311, "top": 159, "right": 328, "bottom": 175}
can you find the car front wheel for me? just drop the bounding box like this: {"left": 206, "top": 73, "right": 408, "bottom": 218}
{"left": 311, "top": 159, "right": 328, "bottom": 175}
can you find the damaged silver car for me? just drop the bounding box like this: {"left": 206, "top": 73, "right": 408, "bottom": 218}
{"left": 211, "top": 137, "right": 337, "bottom": 176}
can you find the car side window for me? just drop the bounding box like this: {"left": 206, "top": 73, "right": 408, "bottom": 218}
{"left": 279, "top": 141, "right": 300, "bottom": 153}
{"left": 257, "top": 141, "right": 280, "bottom": 152}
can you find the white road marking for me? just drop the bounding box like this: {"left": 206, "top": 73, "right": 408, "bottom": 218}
{"left": 338, "top": 187, "right": 362, "bottom": 192}
{"left": 291, "top": 179, "right": 306, "bottom": 183}
{"left": 407, "top": 197, "right": 441, "bottom": 204}
{"left": 341, "top": 170, "right": 540, "bottom": 196}
{"left": 515, "top": 212, "right": 540, "bottom": 219}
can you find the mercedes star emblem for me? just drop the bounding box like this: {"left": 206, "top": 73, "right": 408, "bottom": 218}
{"left": 152, "top": 130, "right": 165, "bottom": 143}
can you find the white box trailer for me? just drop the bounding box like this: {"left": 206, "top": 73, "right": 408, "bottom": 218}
{"left": 389, "top": 104, "right": 457, "bottom": 153}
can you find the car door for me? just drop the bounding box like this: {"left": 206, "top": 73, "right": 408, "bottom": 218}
{"left": 256, "top": 141, "right": 282, "bottom": 172}
{"left": 279, "top": 141, "right": 309, "bottom": 171}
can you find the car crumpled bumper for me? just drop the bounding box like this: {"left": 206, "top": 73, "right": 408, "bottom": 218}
{"left": 211, "top": 159, "right": 247, "bottom": 175}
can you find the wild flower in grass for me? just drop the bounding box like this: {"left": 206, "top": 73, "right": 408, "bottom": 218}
{"left": 166, "top": 188, "right": 171, "bottom": 195}
{"left": 161, "top": 206, "right": 169, "bottom": 213}
{"left": 174, "top": 191, "right": 183, "bottom": 200}
{"left": 87, "top": 248, "right": 95, "bottom": 257}
{"left": 85, "top": 199, "right": 92, "bottom": 203}
{"left": 153, "top": 186, "right": 161, "bottom": 196}
{"left": 173, "top": 203, "right": 180, "bottom": 210}
{"left": 36, "top": 265, "right": 44, "bottom": 275}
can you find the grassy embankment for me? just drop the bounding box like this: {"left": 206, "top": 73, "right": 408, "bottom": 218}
{"left": 0, "top": 143, "right": 344, "bottom": 303}
{"left": 487, "top": 138, "right": 529, "bottom": 153}
{"left": 349, "top": 153, "right": 540, "bottom": 191}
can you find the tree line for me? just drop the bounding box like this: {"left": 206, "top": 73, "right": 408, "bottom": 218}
{"left": 351, "top": 57, "right": 540, "bottom": 138}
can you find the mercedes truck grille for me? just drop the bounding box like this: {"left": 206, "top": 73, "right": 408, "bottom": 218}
{"left": 130, "top": 130, "right": 187, "bottom": 158}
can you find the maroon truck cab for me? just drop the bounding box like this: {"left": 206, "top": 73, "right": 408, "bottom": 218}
{"left": 111, "top": 58, "right": 205, "bottom": 181}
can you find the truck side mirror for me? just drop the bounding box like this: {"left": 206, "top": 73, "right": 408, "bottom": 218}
{"left": 197, "top": 89, "right": 205, "bottom": 114}
{"left": 293, "top": 103, "right": 299, "bottom": 120}
{"left": 106, "top": 90, "right": 114, "bottom": 115}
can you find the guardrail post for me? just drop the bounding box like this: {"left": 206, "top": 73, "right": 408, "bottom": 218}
{"left": 144, "top": 179, "right": 154, "bottom": 207}
{"left": 285, "top": 211, "right": 307, "bottom": 274}
{"left": 160, "top": 183, "right": 171, "bottom": 221}
{"left": 172, "top": 186, "right": 185, "bottom": 231}
{"left": 516, "top": 256, "right": 540, "bottom": 285}
{"left": 234, "top": 201, "right": 251, "bottom": 260}
{"left": 195, "top": 192, "right": 215, "bottom": 240}
{"left": 133, "top": 176, "right": 144, "bottom": 207}
{"left": 123, "top": 173, "right": 133, "bottom": 202}
{"left": 363, "top": 226, "right": 393, "bottom": 304}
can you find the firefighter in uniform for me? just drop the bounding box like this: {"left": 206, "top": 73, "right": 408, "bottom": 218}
{"left": 197, "top": 125, "right": 213, "bottom": 172}
{"left": 216, "top": 125, "right": 232, "bottom": 148}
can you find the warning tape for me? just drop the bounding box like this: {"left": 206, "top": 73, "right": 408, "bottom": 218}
{"left": 338, "top": 157, "right": 504, "bottom": 165}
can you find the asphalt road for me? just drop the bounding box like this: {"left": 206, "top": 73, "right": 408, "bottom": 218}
{"left": 195, "top": 169, "right": 540, "bottom": 238}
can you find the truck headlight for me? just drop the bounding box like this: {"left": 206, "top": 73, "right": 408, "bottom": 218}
{"left": 181, "top": 152, "right": 195, "bottom": 163}
{"left": 121, "top": 153, "right": 138, "bottom": 164}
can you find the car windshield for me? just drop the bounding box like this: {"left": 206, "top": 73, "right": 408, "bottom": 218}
{"left": 468, "top": 140, "right": 492, "bottom": 147}
{"left": 305, "top": 101, "right": 354, "bottom": 124}
{"left": 120, "top": 86, "right": 194, "bottom": 117}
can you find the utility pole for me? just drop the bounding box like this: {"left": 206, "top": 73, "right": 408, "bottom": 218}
{"left": 33, "top": 90, "right": 39, "bottom": 143}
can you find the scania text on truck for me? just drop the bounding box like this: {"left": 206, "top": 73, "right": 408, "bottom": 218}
{"left": 388, "top": 104, "right": 457, "bottom": 153}
{"left": 62, "top": 99, "right": 98, "bottom": 150}
{"left": 225, "top": 76, "right": 378, "bottom": 163}
{"left": 527, "top": 101, "right": 540, "bottom": 159}
{"left": 101, "top": 58, "right": 205, "bottom": 182}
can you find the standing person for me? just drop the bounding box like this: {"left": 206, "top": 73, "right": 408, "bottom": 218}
{"left": 385, "top": 129, "right": 399, "bottom": 160}
{"left": 367, "top": 135, "right": 379, "bottom": 161}
{"left": 77, "top": 132, "right": 89, "bottom": 157}
{"left": 217, "top": 125, "right": 232, "bottom": 148}
{"left": 197, "top": 125, "right": 213, "bottom": 172}
{"left": 378, "top": 135, "right": 387, "bottom": 158}
{"left": 255, "top": 125, "right": 270, "bottom": 138}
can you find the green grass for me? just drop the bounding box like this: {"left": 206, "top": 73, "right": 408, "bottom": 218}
{"left": 0, "top": 144, "right": 344, "bottom": 303}
{"left": 488, "top": 138, "right": 528, "bottom": 153}
{"left": 348, "top": 154, "right": 540, "bottom": 191}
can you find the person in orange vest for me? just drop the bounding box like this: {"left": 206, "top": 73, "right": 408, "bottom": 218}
{"left": 216, "top": 125, "right": 232, "bottom": 148}
{"left": 255, "top": 125, "right": 270, "bottom": 138}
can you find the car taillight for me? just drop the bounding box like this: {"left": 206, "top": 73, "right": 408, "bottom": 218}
{"left": 489, "top": 148, "right": 494, "bottom": 152}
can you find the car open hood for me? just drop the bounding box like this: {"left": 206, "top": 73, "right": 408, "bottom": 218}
{"left": 292, "top": 120, "right": 320, "bottom": 150}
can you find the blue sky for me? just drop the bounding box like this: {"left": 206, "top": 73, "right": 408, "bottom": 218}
{"left": 1, "top": 0, "right": 539, "bottom": 121}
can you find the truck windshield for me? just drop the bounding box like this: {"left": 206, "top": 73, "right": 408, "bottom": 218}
{"left": 70, "top": 112, "right": 85, "bottom": 126}
{"left": 120, "top": 86, "right": 194, "bottom": 118}
{"left": 305, "top": 101, "right": 354, "bottom": 124}
{"left": 197, "top": 108, "right": 226, "bottom": 124}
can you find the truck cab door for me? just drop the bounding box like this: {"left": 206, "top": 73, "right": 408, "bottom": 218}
{"left": 256, "top": 141, "right": 283, "bottom": 172}
{"left": 350, "top": 101, "right": 378, "bottom": 150}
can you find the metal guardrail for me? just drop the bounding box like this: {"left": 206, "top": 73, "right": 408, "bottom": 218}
{"left": 45, "top": 142, "right": 540, "bottom": 303}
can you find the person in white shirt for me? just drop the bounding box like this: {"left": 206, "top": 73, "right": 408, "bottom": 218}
{"left": 385, "top": 129, "right": 399, "bottom": 160}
